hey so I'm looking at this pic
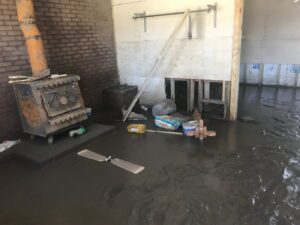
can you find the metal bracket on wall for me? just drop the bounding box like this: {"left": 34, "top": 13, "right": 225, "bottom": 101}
{"left": 134, "top": 11, "right": 147, "bottom": 32}
{"left": 133, "top": 3, "right": 218, "bottom": 33}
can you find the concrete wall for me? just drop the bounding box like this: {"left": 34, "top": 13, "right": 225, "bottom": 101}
{"left": 241, "top": 0, "right": 300, "bottom": 86}
{"left": 0, "top": 0, "right": 118, "bottom": 140}
{"left": 113, "top": 0, "right": 236, "bottom": 104}
{"left": 242, "top": 0, "right": 300, "bottom": 64}
{"left": 240, "top": 64, "right": 300, "bottom": 87}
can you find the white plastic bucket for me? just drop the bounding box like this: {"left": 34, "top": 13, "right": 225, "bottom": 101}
{"left": 182, "top": 121, "right": 198, "bottom": 136}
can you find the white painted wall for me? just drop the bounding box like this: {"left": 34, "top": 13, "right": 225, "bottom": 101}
{"left": 112, "top": 0, "right": 236, "bottom": 104}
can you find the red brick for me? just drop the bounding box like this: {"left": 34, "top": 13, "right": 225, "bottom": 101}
{"left": 0, "top": 0, "right": 118, "bottom": 140}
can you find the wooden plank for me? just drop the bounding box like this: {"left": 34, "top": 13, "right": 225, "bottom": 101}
{"left": 198, "top": 80, "right": 203, "bottom": 112}
{"left": 224, "top": 81, "right": 231, "bottom": 119}
{"left": 243, "top": 63, "right": 247, "bottom": 84}
{"left": 202, "top": 99, "right": 225, "bottom": 105}
{"left": 189, "top": 80, "right": 195, "bottom": 112}
{"left": 276, "top": 64, "right": 281, "bottom": 87}
{"left": 258, "top": 63, "right": 264, "bottom": 85}
{"left": 187, "top": 80, "right": 191, "bottom": 112}
{"left": 170, "top": 78, "right": 175, "bottom": 101}
{"left": 229, "top": 0, "right": 244, "bottom": 121}
{"left": 222, "top": 80, "right": 226, "bottom": 102}
{"left": 294, "top": 64, "right": 300, "bottom": 87}
{"left": 204, "top": 81, "right": 210, "bottom": 99}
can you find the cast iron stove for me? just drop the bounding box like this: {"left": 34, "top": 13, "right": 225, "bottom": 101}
{"left": 12, "top": 0, "right": 90, "bottom": 144}
{"left": 14, "top": 75, "right": 89, "bottom": 144}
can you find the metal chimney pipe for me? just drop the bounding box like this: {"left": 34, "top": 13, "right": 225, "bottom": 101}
{"left": 16, "top": 0, "right": 48, "bottom": 76}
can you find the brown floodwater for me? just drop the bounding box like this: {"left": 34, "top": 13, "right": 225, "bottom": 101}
{"left": 0, "top": 85, "right": 300, "bottom": 225}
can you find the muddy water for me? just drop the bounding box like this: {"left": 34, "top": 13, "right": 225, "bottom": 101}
{"left": 0, "top": 86, "right": 300, "bottom": 225}
{"left": 103, "top": 86, "right": 300, "bottom": 225}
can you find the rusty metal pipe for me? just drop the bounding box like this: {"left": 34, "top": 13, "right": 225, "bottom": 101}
{"left": 16, "top": 0, "right": 48, "bottom": 76}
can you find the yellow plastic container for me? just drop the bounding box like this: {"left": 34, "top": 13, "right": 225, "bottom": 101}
{"left": 127, "top": 124, "right": 147, "bottom": 134}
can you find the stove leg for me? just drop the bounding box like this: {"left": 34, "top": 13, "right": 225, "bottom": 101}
{"left": 47, "top": 135, "right": 53, "bottom": 145}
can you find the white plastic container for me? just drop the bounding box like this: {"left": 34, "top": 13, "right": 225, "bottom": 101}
{"left": 182, "top": 121, "right": 198, "bottom": 136}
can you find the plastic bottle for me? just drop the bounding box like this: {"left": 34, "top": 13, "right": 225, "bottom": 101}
{"left": 69, "top": 127, "right": 86, "bottom": 138}
{"left": 127, "top": 124, "right": 146, "bottom": 134}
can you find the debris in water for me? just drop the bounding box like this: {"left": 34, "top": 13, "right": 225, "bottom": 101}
{"left": 0, "top": 140, "right": 21, "bottom": 153}
{"left": 122, "top": 107, "right": 147, "bottom": 121}
{"left": 77, "top": 149, "right": 145, "bottom": 174}
{"left": 69, "top": 127, "right": 86, "bottom": 138}
{"left": 127, "top": 124, "right": 147, "bottom": 134}
{"left": 152, "top": 99, "right": 176, "bottom": 117}
{"left": 147, "top": 129, "right": 183, "bottom": 136}
{"left": 182, "top": 121, "right": 198, "bottom": 136}
{"left": 127, "top": 112, "right": 147, "bottom": 121}
{"left": 77, "top": 149, "right": 111, "bottom": 162}
{"left": 154, "top": 115, "right": 181, "bottom": 130}
{"left": 186, "top": 109, "right": 216, "bottom": 141}
{"left": 111, "top": 158, "right": 145, "bottom": 174}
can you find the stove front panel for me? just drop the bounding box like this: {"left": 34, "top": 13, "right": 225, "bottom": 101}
{"left": 42, "top": 82, "right": 82, "bottom": 118}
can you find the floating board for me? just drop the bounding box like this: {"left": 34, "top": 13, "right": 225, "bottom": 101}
{"left": 77, "top": 149, "right": 145, "bottom": 175}
{"left": 77, "top": 149, "right": 109, "bottom": 162}
{"left": 111, "top": 158, "right": 145, "bottom": 174}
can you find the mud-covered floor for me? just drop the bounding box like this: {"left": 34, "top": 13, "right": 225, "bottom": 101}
{"left": 1, "top": 85, "right": 300, "bottom": 225}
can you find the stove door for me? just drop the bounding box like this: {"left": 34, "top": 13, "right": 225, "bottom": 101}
{"left": 42, "top": 83, "right": 83, "bottom": 118}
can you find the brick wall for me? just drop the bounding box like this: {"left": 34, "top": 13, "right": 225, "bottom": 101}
{"left": 0, "top": 0, "right": 119, "bottom": 140}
